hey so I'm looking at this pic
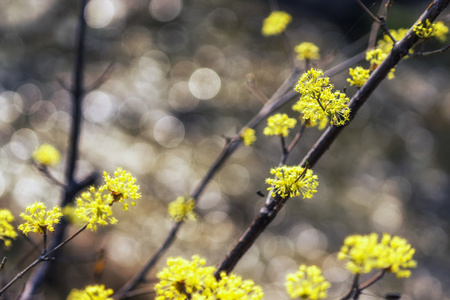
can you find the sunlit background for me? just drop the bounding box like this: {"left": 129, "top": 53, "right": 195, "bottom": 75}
{"left": 1, "top": 0, "right": 450, "bottom": 299}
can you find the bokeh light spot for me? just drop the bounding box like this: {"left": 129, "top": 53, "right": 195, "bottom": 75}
{"left": 154, "top": 116, "right": 185, "bottom": 148}
{"left": 149, "top": 0, "right": 183, "bottom": 22}
{"left": 189, "top": 68, "right": 221, "bottom": 100}
{"left": 83, "top": 91, "right": 116, "bottom": 124}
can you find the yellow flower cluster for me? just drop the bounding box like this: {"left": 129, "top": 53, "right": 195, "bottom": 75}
{"left": 168, "top": 196, "right": 197, "bottom": 222}
{"left": 75, "top": 186, "right": 117, "bottom": 231}
{"left": 293, "top": 68, "right": 350, "bottom": 127}
{"left": 338, "top": 233, "right": 417, "bottom": 278}
{"left": 286, "top": 265, "right": 330, "bottom": 300}
{"left": 294, "top": 42, "right": 320, "bottom": 61}
{"left": 241, "top": 127, "right": 256, "bottom": 146}
{"left": 347, "top": 66, "right": 371, "bottom": 88}
{"left": 413, "top": 19, "right": 448, "bottom": 41}
{"left": 67, "top": 284, "right": 114, "bottom": 300}
{"left": 263, "top": 113, "right": 297, "bottom": 137}
{"left": 32, "top": 144, "right": 60, "bottom": 166}
{"left": 0, "top": 209, "right": 17, "bottom": 247}
{"left": 266, "top": 165, "right": 318, "bottom": 199}
{"left": 75, "top": 168, "right": 140, "bottom": 231}
{"left": 18, "top": 202, "right": 62, "bottom": 235}
{"left": 103, "top": 167, "right": 141, "bottom": 210}
{"left": 262, "top": 11, "right": 292, "bottom": 36}
{"left": 155, "top": 256, "right": 263, "bottom": 300}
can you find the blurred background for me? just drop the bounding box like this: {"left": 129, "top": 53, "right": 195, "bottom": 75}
{"left": 1, "top": 0, "right": 450, "bottom": 299}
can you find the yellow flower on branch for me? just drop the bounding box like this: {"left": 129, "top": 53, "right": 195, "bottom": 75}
{"left": 294, "top": 42, "right": 320, "bottom": 61}
{"left": 347, "top": 66, "right": 370, "bottom": 88}
{"left": 102, "top": 168, "right": 141, "bottom": 210}
{"left": 216, "top": 272, "right": 264, "bottom": 300}
{"left": 434, "top": 21, "right": 449, "bottom": 42}
{"left": 263, "top": 113, "right": 297, "bottom": 137}
{"left": 18, "top": 202, "right": 62, "bottom": 235}
{"left": 293, "top": 68, "right": 350, "bottom": 127}
{"left": 75, "top": 186, "right": 117, "bottom": 231}
{"left": 32, "top": 144, "right": 60, "bottom": 166}
{"left": 414, "top": 19, "right": 435, "bottom": 39}
{"left": 241, "top": 127, "right": 256, "bottom": 146}
{"left": 168, "top": 196, "right": 197, "bottom": 222}
{"left": 0, "top": 209, "right": 17, "bottom": 247}
{"left": 286, "top": 265, "right": 330, "bottom": 300}
{"left": 338, "top": 233, "right": 417, "bottom": 278}
{"left": 266, "top": 165, "right": 318, "bottom": 199}
{"left": 67, "top": 284, "right": 114, "bottom": 300}
{"left": 262, "top": 11, "right": 292, "bottom": 36}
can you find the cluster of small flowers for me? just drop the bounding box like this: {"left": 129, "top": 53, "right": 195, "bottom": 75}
{"left": 263, "top": 113, "right": 297, "bottom": 137}
{"left": 286, "top": 265, "right": 330, "bottom": 300}
{"left": 294, "top": 68, "right": 351, "bottom": 127}
{"left": 0, "top": 209, "right": 18, "bottom": 247}
{"left": 266, "top": 165, "right": 318, "bottom": 199}
{"left": 241, "top": 127, "right": 257, "bottom": 146}
{"left": 168, "top": 196, "right": 197, "bottom": 222}
{"left": 32, "top": 144, "right": 61, "bottom": 166}
{"left": 75, "top": 167, "right": 141, "bottom": 231}
{"left": 155, "top": 255, "right": 264, "bottom": 300}
{"left": 348, "top": 21, "right": 448, "bottom": 87}
{"left": 338, "top": 233, "right": 417, "bottom": 278}
{"left": 413, "top": 19, "right": 448, "bottom": 41}
{"left": 66, "top": 284, "right": 113, "bottom": 300}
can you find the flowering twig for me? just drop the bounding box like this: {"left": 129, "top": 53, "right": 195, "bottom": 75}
{"left": 215, "top": 0, "right": 450, "bottom": 277}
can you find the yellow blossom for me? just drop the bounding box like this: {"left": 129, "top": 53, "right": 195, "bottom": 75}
{"left": 347, "top": 67, "right": 370, "bottom": 88}
{"left": 102, "top": 168, "right": 141, "bottom": 210}
{"left": 338, "top": 233, "right": 417, "bottom": 278}
{"left": 434, "top": 21, "right": 448, "bottom": 42}
{"left": 266, "top": 165, "right": 318, "bottom": 199}
{"left": 155, "top": 255, "right": 217, "bottom": 300}
{"left": 216, "top": 272, "right": 264, "bottom": 300}
{"left": 286, "top": 265, "right": 330, "bottom": 300}
{"left": 294, "top": 42, "right": 320, "bottom": 61}
{"left": 376, "top": 28, "right": 409, "bottom": 53}
{"left": 263, "top": 113, "right": 297, "bottom": 137}
{"left": 365, "top": 49, "right": 396, "bottom": 79}
{"left": 75, "top": 186, "right": 117, "bottom": 231}
{"left": 168, "top": 196, "right": 197, "bottom": 222}
{"left": 241, "top": 127, "right": 256, "bottom": 146}
{"left": 0, "top": 209, "right": 17, "bottom": 247}
{"left": 414, "top": 19, "right": 436, "bottom": 39}
{"left": 32, "top": 144, "right": 60, "bottom": 166}
{"left": 67, "top": 284, "right": 114, "bottom": 300}
{"left": 18, "top": 202, "right": 62, "bottom": 235}
{"left": 155, "top": 256, "right": 264, "bottom": 300}
{"left": 293, "top": 68, "right": 350, "bottom": 127}
{"left": 262, "top": 11, "right": 292, "bottom": 36}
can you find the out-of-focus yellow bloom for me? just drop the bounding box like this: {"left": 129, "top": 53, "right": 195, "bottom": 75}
{"left": 365, "top": 49, "right": 396, "bottom": 79}
{"left": 263, "top": 113, "right": 297, "bottom": 137}
{"left": 338, "top": 233, "right": 417, "bottom": 278}
{"left": 168, "top": 196, "right": 197, "bottom": 222}
{"left": 376, "top": 28, "right": 409, "bottom": 53}
{"left": 286, "top": 265, "right": 330, "bottom": 300}
{"left": 67, "top": 284, "right": 114, "bottom": 300}
{"left": 262, "top": 11, "right": 292, "bottom": 36}
{"left": 32, "top": 144, "right": 60, "bottom": 166}
{"left": 75, "top": 186, "right": 117, "bottom": 231}
{"left": 0, "top": 209, "right": 17, "bottom": 247}
{"left": 18, "top": 202, "right": 62, "bottom": 235}
{"left": 347, "top": 66, "right": 370, "bottom": 88}
{"left": 102, "top": 168, "right": 141, "bottom": 210}
{"left": 266, "top": 165, "right": 318, "bottom": 199}
{"left": 294, "top": 42, "right": 320, "bottom": 61}
{"left": 293, "top": 68, "right": 350, "bottom": 127}
{"left": 241, "top": 127, "right": 256, "bottom": 146}
{"left": 433, "top": 21, "right": 449, "bottom": 42}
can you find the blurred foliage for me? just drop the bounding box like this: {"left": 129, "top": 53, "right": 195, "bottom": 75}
{"left": 0, "top": 0, "right": 450, "bottom": 299}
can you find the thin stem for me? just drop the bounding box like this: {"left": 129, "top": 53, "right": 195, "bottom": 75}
{"left": 0, "top": 224, "right": 88, "bottom": 297}
{"left": 341, "top": 274, "right": 360, "bottom": 300}
{"left": 37, "top": 166, "right": 66, "bottom": 189}
{"left": 355, "top": 0, "right": 396, "bottom": 43}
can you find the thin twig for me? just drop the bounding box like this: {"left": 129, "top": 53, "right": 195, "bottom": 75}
{"left": 37, "top": 166, "right": 66, "bottom": 189}
{"left": 0, "top": 224, "right": 88, "bottom": 297}
{"left": 86, "top": 62, "right": 115, "bottom": 92}
{"left": 408, "top": 44, "right": 450, "bottom": 57}
{"left": 355, "top": 0, "right": 396, "bottom": 43}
